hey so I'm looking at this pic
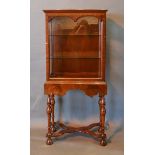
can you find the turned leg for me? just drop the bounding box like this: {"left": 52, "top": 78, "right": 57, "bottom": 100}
{"left": 98, "top": 95, "right": 107, "bottom": 146}
{"left": 51, "top": 93, "right": 56, "bottom": 133}
{"left": 46, "top": 95, "right": 53, "bottom": 145}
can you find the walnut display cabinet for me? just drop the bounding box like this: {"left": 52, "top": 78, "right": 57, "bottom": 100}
{"left": 43, "top": 10, "right": 108, "bottom": 146}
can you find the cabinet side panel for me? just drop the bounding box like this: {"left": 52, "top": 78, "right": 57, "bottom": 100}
{"left": 45, "top": 15, "right": 50, "bottom": 80}
{"left": 101, "top": 13, "right": 106, "bottom": 80}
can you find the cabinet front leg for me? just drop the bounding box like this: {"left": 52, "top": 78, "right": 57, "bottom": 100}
{"left": 51, "top": 93, "right": 56, "bottom": 133}
{"left": 46, "top": 95, "right": 53, "bottom": 145}
{"left": 98, "top": 95, "right": 107, "bottom": 146}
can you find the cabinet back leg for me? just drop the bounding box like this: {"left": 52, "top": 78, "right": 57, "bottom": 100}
{"left": 46, "top": 95, "right": 53, "bottom": 145}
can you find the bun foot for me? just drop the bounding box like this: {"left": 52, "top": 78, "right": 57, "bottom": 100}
{"left": 46, "top": 138, "right": 53, "bottom": 145}
{"left": 100, "top": 139, "right": 107, "bottom": 146}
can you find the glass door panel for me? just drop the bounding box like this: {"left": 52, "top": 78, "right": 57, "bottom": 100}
{"left": 48, "top": 16, "right": 102, "bottom": 78}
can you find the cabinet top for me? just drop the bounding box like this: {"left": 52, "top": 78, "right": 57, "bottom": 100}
{"left": 43, "top": 10, "right": 108, "bottom": 13}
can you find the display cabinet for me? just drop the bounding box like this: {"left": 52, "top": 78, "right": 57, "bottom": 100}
{"left": 43, "top": 10, "right": 108, "bottom": 146}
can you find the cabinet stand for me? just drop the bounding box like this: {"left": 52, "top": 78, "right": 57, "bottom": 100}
{"left": 45, "top": 81, "right": 107, "bottom": 146}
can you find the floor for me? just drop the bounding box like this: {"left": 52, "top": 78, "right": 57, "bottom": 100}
{"left": 30, "top": 122, "right": 123, "bottom": 155}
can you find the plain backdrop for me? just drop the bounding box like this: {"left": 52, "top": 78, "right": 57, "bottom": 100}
{"left": 30, "top": 0, "right": 124, "bottom": 127}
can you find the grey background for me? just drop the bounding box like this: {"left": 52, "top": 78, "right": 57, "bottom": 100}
{"left": 30, "top": 0, "right": 124, "bottom": 127}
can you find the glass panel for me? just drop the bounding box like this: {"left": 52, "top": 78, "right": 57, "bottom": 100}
{"left": 49, "top": 16, "right": 99, "bottom": 35}
{"left": 49, "top": 35, "right": 99, "bottom": 58}
{"left": 50, "top": 58, "right": 100, "bottom": 78}
{"left": 48, "top": 16, "right": 101, "bottom": 78}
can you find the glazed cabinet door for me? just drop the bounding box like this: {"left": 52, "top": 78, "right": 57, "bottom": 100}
{"left": 48, "top": 16, "right": 103, "bottom": 78}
